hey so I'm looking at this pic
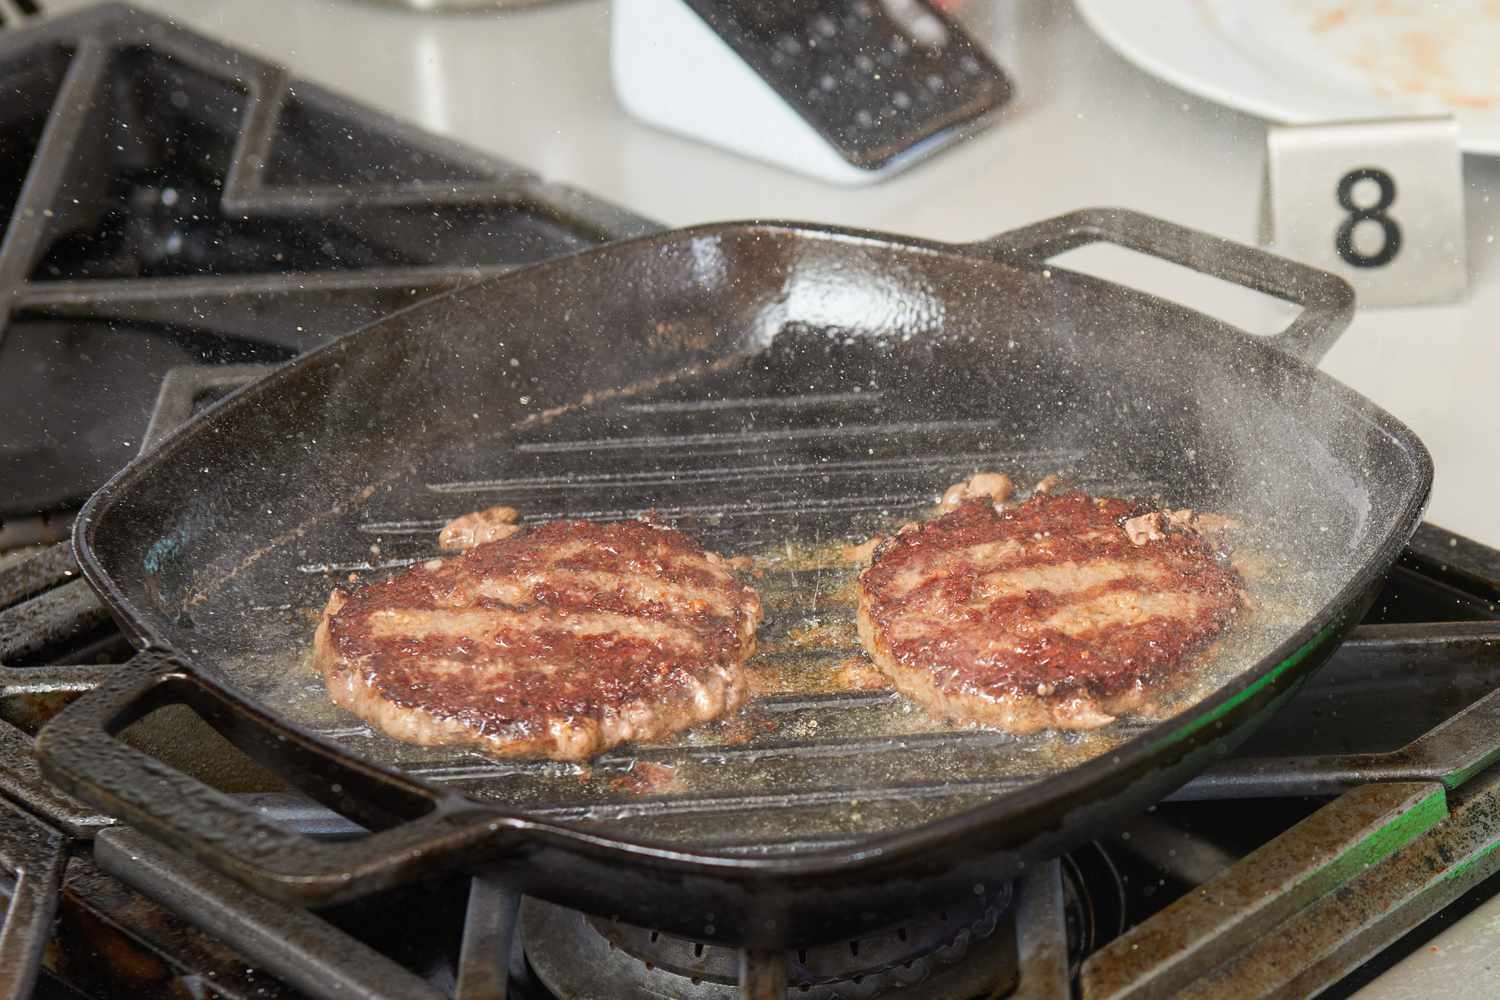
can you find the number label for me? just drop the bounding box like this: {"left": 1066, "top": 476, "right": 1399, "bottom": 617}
{"left": 1335, "top": 168, "right": 1401, "bottom": 268}
{"left": 1265, "top": 118, "right": 1466, "bottom": 307}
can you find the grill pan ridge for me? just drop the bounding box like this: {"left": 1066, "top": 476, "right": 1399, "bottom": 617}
{"left": 38, "top": 209, "right": 1431, "bottom": 945}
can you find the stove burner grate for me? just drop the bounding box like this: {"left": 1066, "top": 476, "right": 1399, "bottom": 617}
{"left": 524, "top": 885, "right": 1016, "bottom": 999}
{"left": 0, "top": 3, "right": 654, "bottom": 520}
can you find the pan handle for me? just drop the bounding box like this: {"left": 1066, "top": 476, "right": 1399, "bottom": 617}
{"left": 970, "top": 207, "right": 1355, "bottom": 366}
{"left": 35, "top": 651, "right": 516, "bottom": 907}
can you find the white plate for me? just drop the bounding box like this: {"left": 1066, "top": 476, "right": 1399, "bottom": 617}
{"left": 1074, "top": 0, "right": 1500, "bottom": 155}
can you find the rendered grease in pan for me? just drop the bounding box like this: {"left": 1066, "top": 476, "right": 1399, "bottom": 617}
{"left": 249, "top": 424, "right": 1330, "bottom": 844}
{"left": 224, "top": 345, "right": 1341, "bottom": 845}
{"left": 224, "top": 473, "right": 1318, "bottom": 853}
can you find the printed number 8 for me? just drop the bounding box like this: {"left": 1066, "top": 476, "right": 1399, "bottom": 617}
{"left": 1336, "top": 168, "right": 1400, "bottom": 268}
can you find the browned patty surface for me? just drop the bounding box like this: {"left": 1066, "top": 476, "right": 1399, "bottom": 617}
{"left": 314, "top": 519, "right": 763, "bottom": 760}
{"left": 856, "top": 492, "right": 1245, "bottom": 732}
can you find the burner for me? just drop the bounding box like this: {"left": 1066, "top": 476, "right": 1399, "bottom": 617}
{"left": 1058, "top": 841, "right": 1128, "bottom": 971}
{"left": 520, "top": 886, "right": 1018, "bottom": 999}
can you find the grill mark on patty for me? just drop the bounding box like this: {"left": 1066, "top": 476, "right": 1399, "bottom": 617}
{"left": 890, "top": 609, "right": 1235, "bottom": 699}
{"left": 460, "top": 533, "right": 726, "bottom": 578}
{"left": 889, "top": 585, "right": 1221, "bottom": 647}
{"left": 890, "top": 570, "right": 1180, "bottom": 640}
{"left": 363, "top": 651, "right": 723, "bottom": 730}
{"left": 973, "top": 558, "right": 1169, "bottom": 602}
{"left": 549, "top": 549, "right": 725, "bottom": 581}
{"left": 1035, "top": 587, "right": 1218, "bottom": 635}
{"left": 882, "top": 529, "right": 1123, "bottom": 599}
{"left": 898, "top": 558, "right": 1173, "bottom": 615}
{"left": 365, "top": 607, "right": 709, "bottom": 652}
{"left": 466, "top": 569, "right": 732, "bottom": 613}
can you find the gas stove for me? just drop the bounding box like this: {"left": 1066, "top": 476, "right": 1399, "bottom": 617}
{"left": 4, "top": 7, "right": 1500, "bottom": 1000}
{"left": 5, "top": 453, "right": 1499, "bottom": 999}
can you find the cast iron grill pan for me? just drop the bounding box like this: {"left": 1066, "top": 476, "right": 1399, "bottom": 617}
{"left": 38, "top": 210, "right": 1431, "bottom": 945}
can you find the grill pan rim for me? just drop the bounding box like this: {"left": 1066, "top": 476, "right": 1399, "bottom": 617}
{"left": 59, "top": 214, "right": 1431, "bottom": 883}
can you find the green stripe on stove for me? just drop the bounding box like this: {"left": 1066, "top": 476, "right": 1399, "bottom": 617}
{"left": 1327, "top": 785, "right": 1450, "bottom": 889}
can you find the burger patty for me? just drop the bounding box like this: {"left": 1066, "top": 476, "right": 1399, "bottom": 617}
{"left": 856, "top": 492, "right": 1245, "bottom": 732}
{"left": 313, "top": 518, "right": 763, "bottom": 761}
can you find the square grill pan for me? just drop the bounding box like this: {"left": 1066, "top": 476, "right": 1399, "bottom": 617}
{"left": 38, "top": 210, "right": 1431, "bottom": 945}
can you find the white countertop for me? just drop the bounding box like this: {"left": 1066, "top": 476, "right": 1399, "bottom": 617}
{"left": 51, "top": 0, "right": 1500, "bottom": 546}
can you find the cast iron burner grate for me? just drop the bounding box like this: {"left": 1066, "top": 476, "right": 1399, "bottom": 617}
{"left": 522, "top": 885, "right": 1020, "bottom": 999}
{"left": 0, "top": 2, "right": 653, "bottom": 528}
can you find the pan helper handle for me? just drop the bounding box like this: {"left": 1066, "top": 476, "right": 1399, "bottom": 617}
{"left": 969, "top": 208, "right": 1355, "bottom": 366}
{"left": 35, "top": 650, "right": 516, "bottom": 907}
